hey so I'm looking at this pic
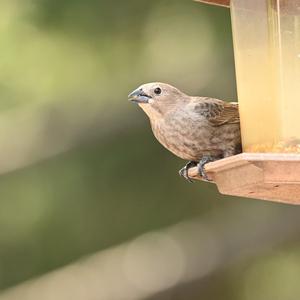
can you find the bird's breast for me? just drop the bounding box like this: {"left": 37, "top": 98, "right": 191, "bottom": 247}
{"left": 150, "top": 115, "right": 217, "bottom": 161}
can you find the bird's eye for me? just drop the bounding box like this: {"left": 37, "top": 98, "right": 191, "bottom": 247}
{"left": 154, "top": 87, "right": 162, "bottom": 95}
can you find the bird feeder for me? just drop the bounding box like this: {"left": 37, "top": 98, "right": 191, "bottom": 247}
{"left": 191, "top": 0, "right": 300, "bottom": 204}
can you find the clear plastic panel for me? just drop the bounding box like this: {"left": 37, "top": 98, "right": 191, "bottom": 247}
{"left": 231, "top": 0, "right": 300, "bottom": 152}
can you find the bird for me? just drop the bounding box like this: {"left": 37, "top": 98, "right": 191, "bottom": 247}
{"left": 128, "top": 82, "right": 241, "bottom": 181}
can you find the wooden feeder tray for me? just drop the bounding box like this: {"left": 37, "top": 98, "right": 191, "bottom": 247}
{"left": 188, "top": 153, "right": 300, "bottom": 205}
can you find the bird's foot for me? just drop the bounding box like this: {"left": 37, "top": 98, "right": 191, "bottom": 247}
{"left": 198, "top": 156, "right": 215, "bottom": 181}
{"left": 179, "top": 161, "right": 198, "bottom": 183}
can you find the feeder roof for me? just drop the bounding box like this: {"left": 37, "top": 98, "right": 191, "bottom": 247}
{"left": 195, "top": 0, "right": 230, "bottom": 7}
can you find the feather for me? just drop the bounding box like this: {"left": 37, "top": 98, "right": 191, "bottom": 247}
{"left": 192, "top": 97, "right": 240, "bottom": 126}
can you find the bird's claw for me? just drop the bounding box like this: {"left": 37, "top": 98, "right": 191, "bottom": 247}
{"left": 198, "top": 156, "right": 215, "bottom": 181}
{"left": 179, "top": 161, "right": 197, "bottom": 183}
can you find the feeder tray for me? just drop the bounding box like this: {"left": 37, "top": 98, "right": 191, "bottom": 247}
{"left": 188, "top": 153, "right": 300, "bottom": 205}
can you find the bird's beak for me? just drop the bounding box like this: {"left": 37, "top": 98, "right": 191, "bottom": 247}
{"left": 128, "top": 88, "right": 151, "bottom": 104}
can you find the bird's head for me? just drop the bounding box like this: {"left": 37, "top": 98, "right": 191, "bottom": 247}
{"left": 128, "top": 82, "right": 187, "bottom": 119}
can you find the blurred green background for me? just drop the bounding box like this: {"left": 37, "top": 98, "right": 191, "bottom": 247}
{"left": 1, "top": 1, "right": 300, "bottom": 299}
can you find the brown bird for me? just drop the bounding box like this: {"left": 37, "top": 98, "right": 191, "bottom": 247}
{"left": 128, "top": 82, "right": 241, "bottom": 181}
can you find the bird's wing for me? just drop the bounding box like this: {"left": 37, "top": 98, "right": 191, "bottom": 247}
{"left": 191, "top": 97, "right": 240, "bottom": 126}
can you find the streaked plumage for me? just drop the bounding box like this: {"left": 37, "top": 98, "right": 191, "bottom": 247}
{"left": 128, "top": 82, "right": 241, "bottom": 180}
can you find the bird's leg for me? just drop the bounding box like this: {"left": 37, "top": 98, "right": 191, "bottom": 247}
{"left": 179, "top": 161, "right": 198, "bottom": 183}
{"left": 198, "top": 156, "right": 216, "bottom": 181}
